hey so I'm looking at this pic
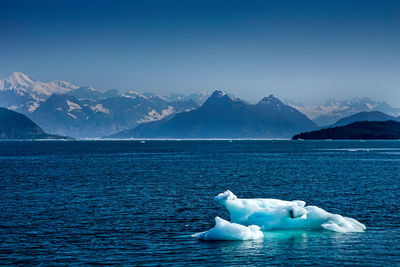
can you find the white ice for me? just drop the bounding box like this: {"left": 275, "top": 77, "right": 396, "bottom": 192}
{"left": 193, "top": 190, "right": 366, "bottom": 241}
{"left": 192, "top": 216, "right": 264, "bottom": 241}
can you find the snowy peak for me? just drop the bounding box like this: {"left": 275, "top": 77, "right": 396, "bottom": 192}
{"left": 0, "top": 72, "right": 78, "bottom": 98}
{"left": 4, "top": 72, "right": 33, "bottom": 88}
{"left": 0, "top": 72, "right": 35, "bottom": 93}
{"left": 207, "top": 90, "right": 237, "bottom": 102}
{"left": 257, "top": 94, "right": 284, "bottom": 107}
{"left": 210, "top": 90, "right": 227, "bottom": 98}
{"left": 202, "top": 90, "right": 240, "bottom": 109}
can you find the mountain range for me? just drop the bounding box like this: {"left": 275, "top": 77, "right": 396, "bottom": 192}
{"left": 0, "top": 72, "right": 203, "bottom": 137}
{"left": 0, "top": 72, "right": 78, "bottom": 113}
{"left": 108, "top": 91, "right": 318, "bottom": 138}
{"left": 1, "top": 72, "right": 400, "bottom": 138}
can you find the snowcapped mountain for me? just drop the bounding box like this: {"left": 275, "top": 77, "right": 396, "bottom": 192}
{"left": 28, "top": 93, "right": 198, "bottom": 138}
{"left": 0, "top": 72, "right": 78, "bottom": 112}
{"left": 0, "top": 72, "right": 200, "bottom": 137}
{"left": 4, "top": 72, "right": 398, "bottom": 138}
{"left": 285, "top": 97, "right": 400, "bottom": 126}
{"left": 108, "top": 90, "right": 317, "bottom": 138}
{"left": 29, "top": 94, "right": 119, "bottom": 138}
{"left": 0, "top": 72, "right": 78, "bottom": 96}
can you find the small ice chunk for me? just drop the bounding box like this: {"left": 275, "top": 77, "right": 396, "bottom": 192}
{"left": 192, "top": 216, "right": 264, "bottom": 241}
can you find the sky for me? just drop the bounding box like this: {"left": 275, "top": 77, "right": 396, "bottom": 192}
{"left": 0, "top": 0, "right": 399, "bottom": 105}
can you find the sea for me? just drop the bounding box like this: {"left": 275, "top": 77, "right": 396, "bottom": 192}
{"left": 0, "top": 140, "right": 399, "bottom": 265}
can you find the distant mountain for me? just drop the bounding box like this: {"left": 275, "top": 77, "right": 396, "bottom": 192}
{"left": 286, "top": 98, "right": 400, "bottom": 126}
{"left": 29, "top": 94, "right": 119, "bottom": 138}
{"left": 281, "top": 98, "right": 304, "bottom": 108}
{"left": 330, "top": 111, "right": 399, "bottom": 128}
{"left": 0, "top": 72, "right": 78, "bottom": 113}
{"left": 293, "top": 120, "right": 400, "bottom": 140}
{"left": 28, "top": 93, "right": 198, "bottom": 138}
{"left": 4, "top": 72, "right": 399, "bottom": 138}
{"left": 0, "top": 107, "right": 68, "bottom": 139}
{"left": 0, "top": 72, "right": 200, "bottom": 138}
{"left": 108, "top": 90, "right": 318, "bottom": 138}
{"left": 164, "top": 91, "right": 210, "bottom": 105}
{"left": 97, "top": 95, "right": 197, "bottom": 127}
{"left": 65, "top": 86, "right": 119, "bottom": 100}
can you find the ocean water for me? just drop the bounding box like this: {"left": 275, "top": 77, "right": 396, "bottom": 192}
{"left": 0, "top": 140, "right": 399, "bottom": 265}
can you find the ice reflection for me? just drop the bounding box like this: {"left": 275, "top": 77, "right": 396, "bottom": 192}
{"left": 194, "top": 230, "right": 365, "bottom": 258}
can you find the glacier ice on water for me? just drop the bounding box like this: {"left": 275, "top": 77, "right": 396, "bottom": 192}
{"left": 215, "top": 190, "right": 366, "bottom": 232}
{"left": 193, "top": 190, "right": 366, "bottom": 241}
{"left": 192, "top": 217, "right": 264, "bottom": 241}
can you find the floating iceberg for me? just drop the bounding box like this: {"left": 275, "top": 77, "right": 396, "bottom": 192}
{"left": 192, "top": 216, "right": 264, "bottom": 241}
{"left": 193, "top": 190, "right": 366, "bottom": 241}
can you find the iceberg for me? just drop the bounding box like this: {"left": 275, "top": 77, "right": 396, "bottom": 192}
{"left": 192, "top": 216, "right": 264, "bottom": 241}
{"left": 193, "top": 190, "right": 366, "bottom": 241}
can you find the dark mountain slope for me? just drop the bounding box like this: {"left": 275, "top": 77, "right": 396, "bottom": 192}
{"left": 0, "top": 107, "right": 67, "bottom": 139}
{"left": 293, "top": 120, "right": 400, "bottom": 140}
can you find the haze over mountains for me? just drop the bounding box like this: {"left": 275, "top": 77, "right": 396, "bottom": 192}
{"left": 1, "top": 72, "right": 400, "bottom": 138}
{"left": 285, "top": 98, "right": 400, "bottom": 126}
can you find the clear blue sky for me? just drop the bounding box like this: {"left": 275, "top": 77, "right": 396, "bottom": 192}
{"left": 1, "top": 0, "right": 399, "bottom": 105}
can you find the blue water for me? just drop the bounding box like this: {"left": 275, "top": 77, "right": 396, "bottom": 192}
{"left": 0, "top": 140, "right": 399, "bottom": 265}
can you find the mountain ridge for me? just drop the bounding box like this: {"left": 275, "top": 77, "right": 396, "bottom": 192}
{"left": 292, "top": 120, "right": 400, "bottom": 140}
{"left": 108, "top": 90, "right": 318, "bottom": 139}
{"left": 329, "top": 111, "right": 399, "bottom": 128}
{"left": 0, "top": 72, "right": 201, "bottom": 137}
